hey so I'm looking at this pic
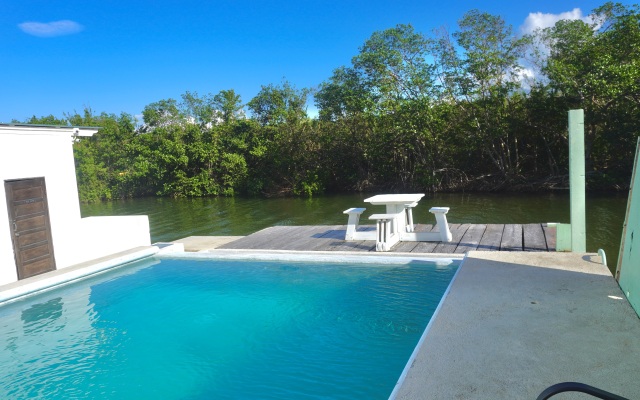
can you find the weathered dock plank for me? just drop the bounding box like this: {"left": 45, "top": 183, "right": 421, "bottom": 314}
{"left": 433, "top": 224, "right": 470, "bottom": 253}
{"left": 477, "top": 224, "right": 504, "bottom": 251}
{"left": 523, "top": 223, "right": 548, "bottom": 251}
{"left": 218, "top": 226, "right": 290, "bottom": 249}
{"left": 455, "top": 224, "right": 487, "bottom": 253}
{"left": 313, "top": 226, "right": 376, "bottom": 252}
{"left": 500, "top": 224, "right": 523, "bottom": 251}
{"left": 410, "top": 241, "right": 439, "bottom": 253}
{"left": 261, "top": 225, "right": 315, "bottom": 249}
{"left": 404, "top": 225, "right": 437, "bottom": 253}
{"left": 393, "top": 224, "right": 434, "bottom": 252}
{"left": 336, "top": 240, "right": 376, "bottom": 252}
{"left": 212, "top": 223, "right": 555, "bottom": 254}
{"left": 276, "top": 225, "right": 340, "bottom": 250}
{"left": 309, "top": 227, "right": 352, "bottom": 251}
{"left": 393, "top": 241, "right": 420, "bottom": 252}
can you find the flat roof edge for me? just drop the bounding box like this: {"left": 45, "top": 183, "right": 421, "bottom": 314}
{"left": 0, "top": 123, "right": 100, "bottom": 136}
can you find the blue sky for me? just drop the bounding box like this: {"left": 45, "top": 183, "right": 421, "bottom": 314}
{"left": 0, "top": 0, "right": 630, "bottom": 123}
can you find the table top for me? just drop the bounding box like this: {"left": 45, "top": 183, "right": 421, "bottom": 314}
{"left": 364, "top": 193, "right": 425, "bottom": 205}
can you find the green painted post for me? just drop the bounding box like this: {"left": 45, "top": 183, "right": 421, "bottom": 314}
{"left": 569, "top": 109, "right": 586, "bottom": 252}
{"left": 555, "top": 223, "right": 572, "bottom": 252}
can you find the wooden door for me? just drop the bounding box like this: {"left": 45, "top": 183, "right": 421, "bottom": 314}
{"left": 5, "top": 178, "right": 56, "bottom": 279}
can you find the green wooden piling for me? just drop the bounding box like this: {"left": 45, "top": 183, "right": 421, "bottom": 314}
{"left": 568, "top": 109, "right": 586, "bottom": 252}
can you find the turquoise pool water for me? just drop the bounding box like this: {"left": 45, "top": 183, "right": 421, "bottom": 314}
{"left": 0, "top": 257, "right": 457, "bottom": 399}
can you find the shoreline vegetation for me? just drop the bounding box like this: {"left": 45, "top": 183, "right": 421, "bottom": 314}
{"left": 19, "top": 3, "right": 640, "bottom": 202}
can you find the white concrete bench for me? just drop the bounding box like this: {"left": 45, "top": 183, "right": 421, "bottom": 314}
{"left": 343, "top": 205, "right": 452, "bottom": 248}
{"left": 430, "top": 207, "right": 453, "bottom": 242}
{"left": 400, "top": 207, "right": 453, "bottom": 242}
{"left": 369, "top": 213, "right": 403, "bottom": 251}
{"left": 343, "top": 207, "right": 366, "bottom": 240}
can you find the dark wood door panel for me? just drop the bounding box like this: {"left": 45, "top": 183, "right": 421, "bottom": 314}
{"left": 20, "top": 242, "right": 52, "bottom": 261}
{"left": 17, "top": 229, "right": 48, "bottom": 248}
{"left": 15, "top": 215, "right": 47, "bottom": 232}
{"left": 13, "top": 200, "right": 46, "bottom": 217}
{"left": 5, "top": 178, "right": 56, "bottom": 279}
{"left": 20, "top": 258, "right": 56, "bottom": 279}
{"left": 10, "top": 184, "right": 44, "bottom": 201}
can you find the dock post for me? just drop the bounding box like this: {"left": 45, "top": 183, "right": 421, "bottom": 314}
{"left": 568, "top": 109, "right": 586, "bottom": 252}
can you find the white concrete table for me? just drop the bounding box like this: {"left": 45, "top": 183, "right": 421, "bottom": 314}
{"left": 364, "top": 193, "right": 425, "bottom": 231}
{"left": 363, "top": 193, "right": 452, "bottom": 251}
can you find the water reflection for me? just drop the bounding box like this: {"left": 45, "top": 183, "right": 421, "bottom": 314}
{"left": 21, "top": 297, "right": 63, "bottom": 333}
{"left": 0, "top": 286, "right": 103, "bottom": 399}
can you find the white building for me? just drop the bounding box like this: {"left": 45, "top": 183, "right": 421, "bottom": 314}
{"left": 0, "top": 124, "right": 150, "bottom": 286}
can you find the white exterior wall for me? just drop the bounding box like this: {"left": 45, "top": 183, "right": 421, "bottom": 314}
{"left": 75, "top": 216, "right": 151, "bottom": 261}
{"left": 0, "top": 126, "right": 151, "bottom": 286}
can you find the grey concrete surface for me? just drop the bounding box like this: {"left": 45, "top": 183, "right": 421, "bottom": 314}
{"left": 172, "top": 235, "right": 244, "bottom": 251}
{"left": 393, "top": 251, "right": 640, "bottom": 399}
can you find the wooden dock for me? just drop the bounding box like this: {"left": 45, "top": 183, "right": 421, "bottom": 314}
{"left": 209, "top": 223, "right": 555, "bottom": 254}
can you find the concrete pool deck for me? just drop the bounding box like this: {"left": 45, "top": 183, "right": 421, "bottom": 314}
{"left": 392, "top": 251, "right": 640, "bottom": 399}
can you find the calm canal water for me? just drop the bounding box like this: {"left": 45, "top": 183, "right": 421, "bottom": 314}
{"left": 81, "top": 192, "right": 628, "bottom": 273}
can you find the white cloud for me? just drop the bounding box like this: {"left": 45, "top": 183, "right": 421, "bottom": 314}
{"left": 516, "top": 67, "right": 535, "bottom": 81}
{"left": 520, "top": 8, "right": 593, "bottom": 34}
{"left": 18, "top": 20, "right": 84, "bottom": 37}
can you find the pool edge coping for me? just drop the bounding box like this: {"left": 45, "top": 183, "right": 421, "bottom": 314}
{"left": 159, "top": 248, "right": 463, "bottom": 266}
{"left": 0, "top": 246, "right": 160, "bottom": 305}
{"left": 386, "top": 253, "right": 466, "bottom": 399}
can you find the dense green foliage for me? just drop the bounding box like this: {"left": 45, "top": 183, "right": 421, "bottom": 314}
{"left": 23, "top": 2, "right": 640, "bottom": 201}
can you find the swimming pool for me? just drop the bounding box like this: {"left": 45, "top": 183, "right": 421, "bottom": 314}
{"left": 0, "top": 254, "right": 458, "bottom": 399}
